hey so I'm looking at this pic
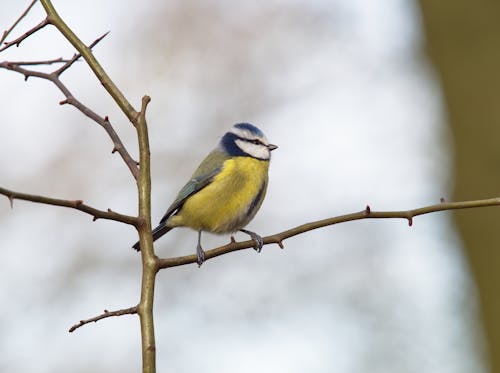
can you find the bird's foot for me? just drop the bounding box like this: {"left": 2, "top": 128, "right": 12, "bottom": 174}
{"left": 196, "top": 243, "right": 206, "bottom": 267}
{"left": 240, "top": 229, "right": 264, "bottom": 253}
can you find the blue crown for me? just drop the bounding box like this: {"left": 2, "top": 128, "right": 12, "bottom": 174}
{"left": 233, "top": 123, "right": 264, "bottom": 138}
{"left": 220, "top": 123, "right": 264, "bottom": 157}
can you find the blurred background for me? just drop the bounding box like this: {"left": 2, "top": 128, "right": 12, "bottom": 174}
{"left": 0, "top": 0, "right": 498, "bottom": 372}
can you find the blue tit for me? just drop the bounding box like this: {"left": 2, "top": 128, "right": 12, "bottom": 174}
{"left": 133, "top": 123, "right": 277, "bottom": 266}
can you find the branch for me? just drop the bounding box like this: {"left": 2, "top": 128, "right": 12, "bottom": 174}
{"left": 157, "top": 197, "right": 500, "bottom": 269}
{"left": 0, "top": 186, "right": 137, "bottom": 226}
{"left": 40, "top": 0, "right": 140, "bottom": 125}
{"left": 69, "top": 306, "right": 137, "bottom": 333}
{"left": 0, "top": 0, "right": 39, "bottom": 46}
{"left": 53, "top": 31, "right": 109, "bottom": 76}
{"left": 0, "top": 17, "right": 50, "bottom": 52}
{"left": 0, "top": 32, "right": 139, "bottom": 179}
{"left": 4, "top": 57, "right": 71, "bottom": 66}
{"left": 134, "top": 95, "right": 157, "bottom": 373}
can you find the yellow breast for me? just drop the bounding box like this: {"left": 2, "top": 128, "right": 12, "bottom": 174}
{"left": 170, "top": 157, "right": 269, "bottom": 233}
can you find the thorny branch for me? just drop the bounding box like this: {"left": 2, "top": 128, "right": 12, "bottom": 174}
{"left": 4, "top": 57, "right": 71, "bottom": 66}
{"left": 0, "top": 32, "right": 139, "bottom": 179}
{"left": 0, "top": 0, "right": 39, "bottom": 46}
{"left": 157, "top": 197, "right": 500, "bottom": 268}
{"left": 0, "top": 1, "right": 154, "bottom": 371}
{"left": 0, "top": 18, "right": 50, "bottom": 52}
{"left": 0, "top": 186, "right": 138, "bottom": 226}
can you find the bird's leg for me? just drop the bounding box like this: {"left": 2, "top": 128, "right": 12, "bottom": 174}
{"left": 196, "top": 230, "right": 205, "bottom": 267}
{"left": 239, "top": 229, "right": 264, "bottom": 253}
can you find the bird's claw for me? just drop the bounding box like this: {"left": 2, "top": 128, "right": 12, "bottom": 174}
{"left": 196, "top": 244, "right": 205, "bottom": 267}
{"left": 240, "top": 229, "right": 264, "bottom": 253}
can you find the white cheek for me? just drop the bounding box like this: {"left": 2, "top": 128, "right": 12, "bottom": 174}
{"left": 235, "top": 139, "right": 270, "bottom": 159}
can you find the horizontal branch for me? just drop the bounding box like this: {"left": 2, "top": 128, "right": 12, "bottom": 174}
{"left": 157, "top": 197, "right": 500, "bottom": 269}
{"left": 0, "top": 186, "right": 137, "bottom": 226}
{"left": 4, "top": 57, "right": 71, "bottom": 66}
{"left": 69, "top": 306, "right": 138, "bottom": 333}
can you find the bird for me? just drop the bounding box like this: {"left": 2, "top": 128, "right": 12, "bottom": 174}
{"left": 132, "top": 123, "right": 277, "bottom": 266}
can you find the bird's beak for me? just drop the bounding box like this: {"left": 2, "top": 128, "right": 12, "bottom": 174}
{"left": 268, "top": 144, "right": 278, "bottom": 151}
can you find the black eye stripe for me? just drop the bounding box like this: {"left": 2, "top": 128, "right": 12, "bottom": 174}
{"left": 236, "top": 136, "right": 264, "bottom": 145}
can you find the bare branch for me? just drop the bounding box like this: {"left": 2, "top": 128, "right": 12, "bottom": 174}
{"left": 0, "top": 186, "right": 138, "bottom": 225}
{"left": 0, "top": 35, "right": 139, "bottom": 180}
{"left": 69, "top": 306, "right": 138, "bottom": 333}
{"left": 0, "top": 0, "right": 39, "bottom": 45}
{"left": 54, "top": 31, "right": 109, "bottom": 76}
{"left": 0, "top": 17, "right": 50, "bottom": 52}
{"left": 134, "top": 94, "right": 157, "bottom": 373}
{"left": 157, "top": 197, "right": 500, "bottom": 269}
{"left": 40, "top": 0, "right": 139, "bottom": 125}
{"left": 5, "top": 57, "right": 71, "bottom": 66}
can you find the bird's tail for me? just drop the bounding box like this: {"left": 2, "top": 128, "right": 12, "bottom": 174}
{"left": 132, "top": 223, "right": 174, "bottom": 251}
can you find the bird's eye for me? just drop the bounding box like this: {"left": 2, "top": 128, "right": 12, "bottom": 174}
{"left": 250, "top": 139, "right": 261, "bottom": 145}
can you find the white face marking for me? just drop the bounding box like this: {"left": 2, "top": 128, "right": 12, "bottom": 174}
{"left": 230, "top": 126, "right": 270, "bottom": 145}
{"left": 234, "top": 139, "right": 271, "bottom": 160}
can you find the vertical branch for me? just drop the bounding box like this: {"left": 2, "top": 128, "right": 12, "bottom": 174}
{"left": 135, "top": 95, "right": 157, "bottom": 373}
{"left": 37, "top": 2, "right": 157, "bottom": 371}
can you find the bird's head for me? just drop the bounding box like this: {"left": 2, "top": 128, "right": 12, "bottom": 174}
{"left": 220, "top": 123, "right": 278, "bottom": 160}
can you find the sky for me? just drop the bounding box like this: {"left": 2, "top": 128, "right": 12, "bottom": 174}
{"left": 0, "top": 1, "right": 487, "bottom": 372}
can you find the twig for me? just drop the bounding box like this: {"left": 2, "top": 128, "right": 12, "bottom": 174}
{"left": 0, "top": 0, "right": 38, "bottom": 45}
{"left": 69, "top": 306, "right": 138, "bottom": 333}
{"left": 157, "top": 197, "right": 500, "bottom": 268}
{"left": 0, "top": 17, "right": 50, "bottom": 52}
{"left": 54, "top": 31, "right": 109, "bottom": 76}
{"left": 40, "top": 0, "right": 139, "bottom": 125}
{"left": 0, "top": 186, "right": 138, "bottom": 226}
{"left": 0, "top": 33, "right": 139, "bottom": 180}
{"left": 4, "top": 57, "right": 70, "bottom": 66}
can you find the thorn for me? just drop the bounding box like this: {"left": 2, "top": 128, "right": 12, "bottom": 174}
{"left": 230, "top": 235, "right": 236, "bottom": 243}
{"left": 107, "top": 208, "right": 113, "bottom": 213}
{"left": 103, "top": 309, "right": 109, "bottom": 314}
{"left": 440, "top": 197, "right": 446, "bottom": 203}
{"left": 111, "top": 147, "right": 117, "bottom": 154}
{"left": 8, "top": 196, "right": 14, "bottom": 209}
{"left": 408, "top": 216, "right": 413, "bottom": 227}
{"left": 92, "top": 216, "right": 98, "bottom": 222}
{"left": 24, "top": 74, "right": 28, "bottom": 81}
{"left": 59, "top": 99, "right": 68, "bottom": 105}
{"left": 104, "top": 115, "right": 109, "bottom": 122}
{"left": 365, "top": 205, "right": 371, "bottom": 214}
{"left": 278, "top": 241, "right": 284, "bottom": 249}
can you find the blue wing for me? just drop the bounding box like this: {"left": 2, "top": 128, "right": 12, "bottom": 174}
{"left": 132, "top": 150, "right": 226, "bottom": 251}
{"left": 158, "top": 150, "right": 228, "bottom": 224}
{"left": 158, "top": 166, "right": 221, "bottom": 224}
